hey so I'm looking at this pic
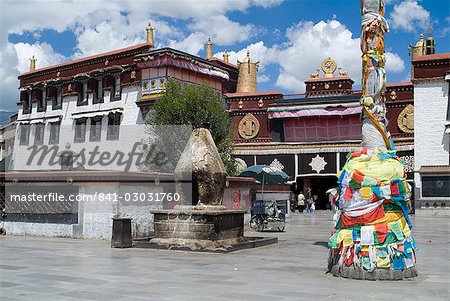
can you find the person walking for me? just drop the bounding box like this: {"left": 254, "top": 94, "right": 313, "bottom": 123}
{"left": 297, "top": 191, "right": 305, "bottom": 213}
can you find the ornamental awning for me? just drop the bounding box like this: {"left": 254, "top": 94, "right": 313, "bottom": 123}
{"left": 267, "top": 104, "right": 362, "bottom": 119}
{"left": 137, "top": 56, "right": 229, "bottom": 81}
{"left": 16, "top": 115, "right": 62, "bottom": 124}
{"left": 71, "top": 107, "right": 123, "bottom": 119}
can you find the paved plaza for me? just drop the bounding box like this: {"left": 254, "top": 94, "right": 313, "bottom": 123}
{"left": 1, "top": 213, "right": 449, "bottom": 301}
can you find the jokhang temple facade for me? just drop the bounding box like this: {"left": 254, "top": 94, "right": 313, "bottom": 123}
{"left": 8, "top": 24, "right": 449, "bottom": 209}
{"left": 226, "top": 56, "right": 415, "bottom": 209}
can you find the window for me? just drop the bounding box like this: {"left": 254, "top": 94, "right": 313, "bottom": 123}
{"left": 22, "top": 91, "right": 31, "bottom": 114}
{"left": 34, "top": 123, "right": 45, "bottom": 145}
{"left": 90, "top": 117, "right": 102, "bottom": 142}
{"left": 49, "top": 122, "right": 60, "bottom": 144}
{"left": 77, "top": 82, "right": 88, "bottom": 106}
{"left": 74, "top": 118, "right": 87, "bottom": 143}
{"left": 110, "top": 76, "right": 121, "bottom": 101}
{"left": 19, "top": 124, "right": 30, "bottom": 146}
{"left": 107, "top": 113, "right": 121, "bottom": 140}
{"left": 37, "top": 90, "right": 46, "bottom": 112}
{"left": 92, "top": 78, "right": 103, "bottom": 104}
{"left": 52, "top": 86, "right": 62, "bottom": 110}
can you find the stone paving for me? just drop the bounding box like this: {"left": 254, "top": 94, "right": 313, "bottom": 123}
{"left": 1, "top": 212, "right": 449, "bottom": 301}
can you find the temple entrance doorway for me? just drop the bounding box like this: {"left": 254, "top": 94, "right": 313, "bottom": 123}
{"left": 296, "top": 176, "right": 337, "bottom": 210}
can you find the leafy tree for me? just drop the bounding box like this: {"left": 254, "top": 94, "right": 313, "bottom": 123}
{"left": 146, "top": 79, "right": 236, "bottom": 175}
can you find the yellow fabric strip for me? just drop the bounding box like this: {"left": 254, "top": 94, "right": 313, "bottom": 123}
{"left": 366, "top": 211, "right": 403, "bottom": 225}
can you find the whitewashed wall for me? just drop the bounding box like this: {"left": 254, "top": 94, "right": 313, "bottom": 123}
{"left": 413, "top": 80, "right": 450, "bottom": 199}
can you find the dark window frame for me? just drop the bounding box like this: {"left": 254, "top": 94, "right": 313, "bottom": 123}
{"left": 89, "top": 117, "right": 102, "bottom": 142}
{"left": 110, "top": 75, "right": 122, "bottom": 102}
{"left": 36, "top": 90, "right": 46, "bottom": 112}
{"left": 92, "top": 78, "right": 104, "bottom": 104}
{"left": 107, "top": 113, "right": 121, "bottom": 140}
{"left": 19, "top": 124, "right": 30, "bottom": 146}
{"left": 22, "top": 91, "right": 31, "bottom": 114}
{"left": 49, "top": 122, "right": 61, "bottom": 145}
{"left": 77, "top": 82, "right": 88, "bottom": 106}
{"left": 74, "top": 118, "right": 87, "bottom": 143}
{"left": 51, "top": 86, "right": 63, "bottom": 110}
{"left": 34, "top": 123, "right": 45, "bottom": 145}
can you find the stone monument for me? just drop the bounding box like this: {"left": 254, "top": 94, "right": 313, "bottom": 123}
{"left": 327, "top": 0, "right": 418, "bottom": 280}
{"left": 143, "top": 125, "right": 276, "bottom": 252}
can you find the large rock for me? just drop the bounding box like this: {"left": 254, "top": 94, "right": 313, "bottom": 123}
{"left": 175, "top": 126, "right": 227, "bottom": 206}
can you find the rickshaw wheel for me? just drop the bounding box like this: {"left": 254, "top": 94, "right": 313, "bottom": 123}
{"left": 0, "top": 228, "right": 6, "bottom": 235}
{"left": 249, "top": 216, "right": 258, "bottom": 230}
{"left": 256, "top": 217, "right": 264, "bottom": 232}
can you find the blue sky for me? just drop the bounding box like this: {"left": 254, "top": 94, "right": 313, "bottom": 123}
{"left": 1, "top": 0, "right": 449, "bottom": 111}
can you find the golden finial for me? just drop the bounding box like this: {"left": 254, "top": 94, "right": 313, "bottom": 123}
{"left": 410, "top": 33, "right": 425, "bottom": 60}
{"left": 146, "top": 23, "right": 154, "bottom": 48}
{"left": 206, "top": 38, "right": 213, "bottom": 59}
{"left": 223, "top": 50, "right": 229, "bottom": 63}
{"left": 29, "top": 55, "right": 37, "bottom": 71}
{"left": 236, "top": 51, "right": 259, "bottom": 93}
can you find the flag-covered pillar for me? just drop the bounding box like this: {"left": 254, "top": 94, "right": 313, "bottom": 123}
{"left": 327, "top": 0, "right": 418, "bottom": 280}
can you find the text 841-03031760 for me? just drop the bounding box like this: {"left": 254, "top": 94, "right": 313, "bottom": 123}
{"left": 97, "top": 192, "right": 180, "bottom": 203}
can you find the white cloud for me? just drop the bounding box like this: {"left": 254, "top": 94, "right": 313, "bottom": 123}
{"left": 0, "top": 0, "right": 288, "bottom": 111}
{"left": 274, "top": 20, "right": 361, "bottom": 92}
{"left": 389, "top": 0, "right": 431, "bottom": 32}
{"left": 189, "top": 15, "right": 255, "bottom": 45}
{"left": 275, "top": 72, "right": 304, "bottom": 92}
{"left": 257, "top": 74, "right": 270, "bottom": 83}
{"left": 168, "top": 32, "right": 207, "bottom": 55}
{"left": 251, "top": 0, "right": 284, "bottom": 9}
{"left": 13, "top": 42, "right": 65, "bottom": 74}
{"left": 224, "top": 19, "right": 405, "bottom": 93}
{"left": 385, "top": 52, "right": 405, "bottom": 73}
{"left": 0, "top": 42, "right": 65, "bottom": 111}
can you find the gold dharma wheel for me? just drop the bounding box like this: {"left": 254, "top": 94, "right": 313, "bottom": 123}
{"left": 238, "top": 113, "right": 260, "bottom": 139}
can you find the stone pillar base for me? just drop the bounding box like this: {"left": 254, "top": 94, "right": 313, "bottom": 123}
{"left": 329, "top": 264, "right": 418, "bottom": 280}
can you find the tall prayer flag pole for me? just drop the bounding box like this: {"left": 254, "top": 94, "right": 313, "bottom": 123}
{"left": 327, "top": 0, "right": 418, "bottom": 280}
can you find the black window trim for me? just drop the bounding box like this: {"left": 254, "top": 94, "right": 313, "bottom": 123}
{"left": 49, "top": 122, "right": 61, "bottom": 145}
{"left": 77, "top": 82, "right": 88, "bottom": 106}
{"left": 34, "top": 123, "right": 45, "bottom": 145}
{"left": 89, "top": 116, "right": 102, "bottom": 142}
{"left": 74, "top": 118, "right": 87, "bottom": 143}
{"left": 107, "top": 112, "right": 121, "bottom": 140}
{"left": 19, "top": 124, "right": 30, "bottom": 146}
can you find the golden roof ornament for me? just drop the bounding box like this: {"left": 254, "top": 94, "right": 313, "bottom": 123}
{"left": 146, "top": 23, "right": 154, "bottom": 48}
{"left": 338, "top": 67, "right": 348, "bottom": 76}
{"left": 258, "top": 98, "right": 264, "bottom": 108}
{"left": 236, "top": 51, "right": 259, "bottom": 93}
{"left": 321, "top": 57, "right": 337, "bottom": 78}
{"left": 409, "top": 33, "right": 424, "bottom": 60}
{"left": 29, "top": 55, "right": 37, "bottom": 71}
{"left": 310, "top": 69, "right": 320, "bottom": 79}
{"left": 206, "top": 38, "right": 213, "bottom": 59}
{"left": 223, "top": 50, "right": 229, "bottom": 63}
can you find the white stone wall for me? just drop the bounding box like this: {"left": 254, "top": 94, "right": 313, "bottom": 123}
{"left": 413, "top": 80, "right": 450, "bottom": 199}
{"left": 13, "top": 85, "right": 153, "bottom": 171}
{"left": 5, "top": 182, "right": 164, "bottom": 239}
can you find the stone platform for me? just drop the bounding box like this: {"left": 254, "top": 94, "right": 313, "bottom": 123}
{"left": 329, "top": 264, "right": 418, "bottom": 281}
{"left": 138, "top": 207, "right": 278, "bottom": 252}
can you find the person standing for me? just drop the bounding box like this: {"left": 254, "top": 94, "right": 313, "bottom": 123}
{"left": 297, "top": 191, "right": 305, "bottom": 213}
{"left": 306, "top": 187, "right": 313, "bottom": 213}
